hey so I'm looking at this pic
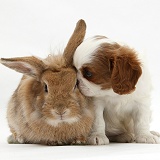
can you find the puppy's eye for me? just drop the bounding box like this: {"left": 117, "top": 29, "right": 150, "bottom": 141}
{"left": 44, "top": 84, "right": 48, "bottom": 93}
{"left": 83, "top": 68, "right": 92, "bottom": 78}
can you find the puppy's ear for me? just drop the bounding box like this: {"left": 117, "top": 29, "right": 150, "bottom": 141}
{"left": 111, "top": 47, "right": 142, "bottom": 95}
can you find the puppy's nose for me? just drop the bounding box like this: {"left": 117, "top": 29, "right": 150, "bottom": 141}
{"left": 76, "top": 79, "right": 79, "bottom": 86}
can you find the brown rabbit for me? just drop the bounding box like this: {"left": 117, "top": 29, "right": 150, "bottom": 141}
{"left": 0, "top": 20, "right": 94, "bottom": 145}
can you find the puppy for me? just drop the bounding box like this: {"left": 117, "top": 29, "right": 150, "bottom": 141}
{"left": 73, "top": 35, "right": 160, "bottom": 144}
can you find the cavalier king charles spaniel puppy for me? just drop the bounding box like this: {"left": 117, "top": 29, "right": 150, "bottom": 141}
{"left": 73, "top": 35, "right": 160, "bottom": 145}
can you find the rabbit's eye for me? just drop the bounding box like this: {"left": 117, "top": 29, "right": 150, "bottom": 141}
{"left": 44, "top": 84, "right": 48, "bottom": 93}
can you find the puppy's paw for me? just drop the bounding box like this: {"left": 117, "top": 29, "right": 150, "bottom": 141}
{"left": 108, "top": 133, "right": 135, "bottom": 143}
{"left": 87, "top": 133, "right": 109, "bottom": 145}
{"left": 135, "top": 134, "right": 160, "bottom": 144}
{"left": 150, "top": 131, "right": 160, "bottom": 137}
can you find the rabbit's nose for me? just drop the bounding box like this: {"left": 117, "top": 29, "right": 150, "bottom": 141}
{"left": 55, "top": 111, "right": 66, "bottom": 116}
{"left": 55, "top": 110, "right": 67, "bottom": 120}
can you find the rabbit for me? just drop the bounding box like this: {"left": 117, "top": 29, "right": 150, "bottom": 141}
{"left": 0, "top": 19, "right": 94, "bottom": 145}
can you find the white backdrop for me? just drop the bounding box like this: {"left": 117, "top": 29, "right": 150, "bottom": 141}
{"left": 0, "top": 0, "right": 160, "bottom": 159}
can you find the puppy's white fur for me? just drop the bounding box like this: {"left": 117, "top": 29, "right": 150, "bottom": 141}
{"left": 74, "top": 37, "right": 160, "bottom": 144}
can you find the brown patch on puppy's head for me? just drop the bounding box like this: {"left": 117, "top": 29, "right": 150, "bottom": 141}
{"left": 80, "top": 43, "right": 120, "bottom": 90}
{"left": 81, "top": 43, "right": 142, "bottom": 95}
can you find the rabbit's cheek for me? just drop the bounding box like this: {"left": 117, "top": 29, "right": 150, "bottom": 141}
{"left": 65, "top": 116, "right": 80, "bottom": 124}
{"left": 30, "top": 111, "right": 41, "bottom": 121}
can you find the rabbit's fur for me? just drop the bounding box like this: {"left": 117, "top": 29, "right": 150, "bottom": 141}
{"left": 1, "top": 20, "right": 94, "bottom": 145}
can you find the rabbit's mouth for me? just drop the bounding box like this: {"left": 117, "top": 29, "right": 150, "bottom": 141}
{"left": 45, "top": 117, "right": 80, "bottom": 127}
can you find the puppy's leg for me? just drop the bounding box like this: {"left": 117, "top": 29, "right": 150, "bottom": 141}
{"left": 87, "top": 104, "right": 109, "bottom": 145}
{"left": 108, "top": 133, "right": 135, "bottom": 143}
{"left": 133, "top": 104, "right": 160, "bottom": 144}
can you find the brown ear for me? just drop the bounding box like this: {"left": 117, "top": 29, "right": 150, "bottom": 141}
{"left": 111, "top": 47, "right": 142, "bottom": 95}
{"left": 63, "top": 19, "right": 86, "bottom": 66}
{"left": 0, "top": 56, "right": 46, "bottom": 80}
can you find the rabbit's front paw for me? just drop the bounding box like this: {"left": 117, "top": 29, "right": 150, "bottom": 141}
{"left": 47, "top": 141, "right": 66, "bottom": 146}
{"left": 71, "top": 135, "right": 87, "bottom": 145}
{"left": 135, "top": 133, "right": 160, "bottom": 144}
{"left": 87, "top": 133, "right": 109, "bottom": 145}
{"left": 8, "top": 135, "right": 20, "bottom": 144}
{"left": 8, "top": 134, "right": 25, "bottom": 144}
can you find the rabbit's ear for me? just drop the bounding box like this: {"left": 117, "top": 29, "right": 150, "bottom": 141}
{"left": 63, "top": 19, "right": 86, "bottom": 66}
{"left": 0, "top": 56, "right": 46, "bottom": 79}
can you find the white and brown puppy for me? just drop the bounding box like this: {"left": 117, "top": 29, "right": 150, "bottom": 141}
{"left": 73, "top": 36, "right": 160, "bottom": 145}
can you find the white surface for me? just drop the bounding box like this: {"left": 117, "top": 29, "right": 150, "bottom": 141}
{"left": 0, "top": 0, "right": 160, "bottom": 159}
